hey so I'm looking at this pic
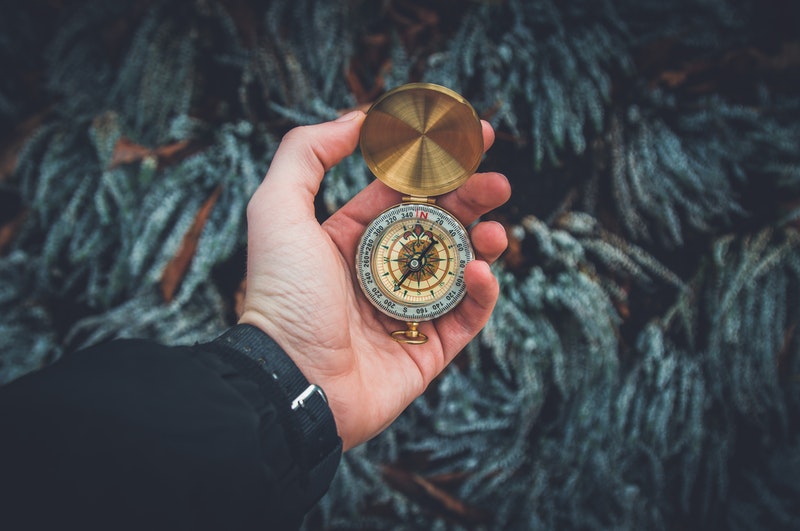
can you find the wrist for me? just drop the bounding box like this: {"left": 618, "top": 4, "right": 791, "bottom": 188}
{"left": 238, "top": 308, "right": 359, "bottom": 451}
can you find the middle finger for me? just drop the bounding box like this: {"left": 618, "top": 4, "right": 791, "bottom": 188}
{"left": 437, "top": 171, "right": 511, "bottom": 226}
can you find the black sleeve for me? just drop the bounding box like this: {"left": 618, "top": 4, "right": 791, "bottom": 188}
{"left": 0, "top": 325, "right": 341, "bottom": 531}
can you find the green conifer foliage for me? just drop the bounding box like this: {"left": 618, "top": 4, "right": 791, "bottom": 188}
{"left": 426, "top": 0, "right": 631, "bottom": 169}
{"left": 1, "top": 0, "right": 799, "bottom": 529}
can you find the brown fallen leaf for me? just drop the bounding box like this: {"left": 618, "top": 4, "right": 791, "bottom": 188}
{"left": 218, "top": 0, "right": 259, "bottom": 49}
{"left": 502, "top": 221, "right": 525, "bottom": 273}
{"left": 613, "top": 278, "right": 631, "bottom": 321}
{"left": 650, "top": 41, "right": 800, "bottom": 94}
{"left": 0, "top": 109, "right": 50, "bottom": 181}
{"left": 110, "top": 137, "right": 152, "bottom": 168}
{"left": 382, "top": 464, "right": 490, "bottom": 524}
{"left": 153, "top": 138, "right": 191, "bottom": 165}
{"left": 110, "top": 137, "right": 190, "bottom": 169}
{"left": 345, "top": 61, "right": 372, "bottom": 104}
{"left": 0, "top": 210, "right": 27, "bottom": 256}
{"left": 160, "top": 185, "right": 223, "bottom": 302}
{"left": 777, "top": 320, "right": 797, "bottom": 379}
{"left": 388, "top": 0, "right": 440, "bottom": 50}
{"left": 234, "top": 277, "right": 247, "bottom": 318}
{"left": 345, "top": 58, "right": 392, "bottom": 105}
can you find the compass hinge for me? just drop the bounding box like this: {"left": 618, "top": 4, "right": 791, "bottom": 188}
{"left": 402, "top": 195, "right": 436, "bottom": 204}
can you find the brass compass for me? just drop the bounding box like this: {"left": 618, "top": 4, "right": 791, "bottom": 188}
{"left": 355, "top": 83, "right": 484, "bottom": 344}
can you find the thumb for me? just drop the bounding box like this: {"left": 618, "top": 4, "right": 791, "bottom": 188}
{"left": 253, "top": 111, "right": 366, "bottom": 221}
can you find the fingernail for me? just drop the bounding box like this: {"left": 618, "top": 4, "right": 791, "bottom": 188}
{"left": 334, "top": 110, "right": 362, "bottom": 122}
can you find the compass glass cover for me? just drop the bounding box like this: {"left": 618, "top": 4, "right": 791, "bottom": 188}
{"left": 356, "top": 202, "right": 473, "bottom": 322}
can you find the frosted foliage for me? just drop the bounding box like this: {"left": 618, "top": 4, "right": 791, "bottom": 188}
{"left": 1, "top": 1, "right": 799, "bottom": 529}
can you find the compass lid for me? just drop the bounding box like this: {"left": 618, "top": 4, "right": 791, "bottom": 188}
{"left": 360, "top": 83, "right": 483, "bottom": 197}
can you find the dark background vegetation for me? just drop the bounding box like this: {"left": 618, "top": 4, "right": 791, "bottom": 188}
{"left": 1, "top": 0, "right": 799, "bottom": 528}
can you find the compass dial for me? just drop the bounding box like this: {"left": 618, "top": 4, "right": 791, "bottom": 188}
{"left": 356, "top": 202, "right": 473, "bottom": 322}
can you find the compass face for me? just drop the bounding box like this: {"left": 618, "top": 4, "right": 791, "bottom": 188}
{"left": 356, "top": 202, "right": 473, "bottom": 322}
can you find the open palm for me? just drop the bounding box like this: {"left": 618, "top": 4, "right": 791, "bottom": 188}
{"left": 239, "top": 111, "right": 510, "bottom": 450}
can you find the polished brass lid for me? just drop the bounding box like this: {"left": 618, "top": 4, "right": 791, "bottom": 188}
{"left": 360, "top": 83, "right": 483, "bottom": 197}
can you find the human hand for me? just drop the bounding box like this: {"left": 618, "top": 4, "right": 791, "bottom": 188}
{"left": 239, "top": 110, "right": 510, "bottom": 450}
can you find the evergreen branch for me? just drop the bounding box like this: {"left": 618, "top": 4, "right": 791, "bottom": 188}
{"left": 424, "top": 0, "right": 631, "bottom": 169}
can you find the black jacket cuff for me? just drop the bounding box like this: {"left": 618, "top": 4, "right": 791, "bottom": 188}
{"left": 201, "top": 324, "right": 342, "bottom": 514}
